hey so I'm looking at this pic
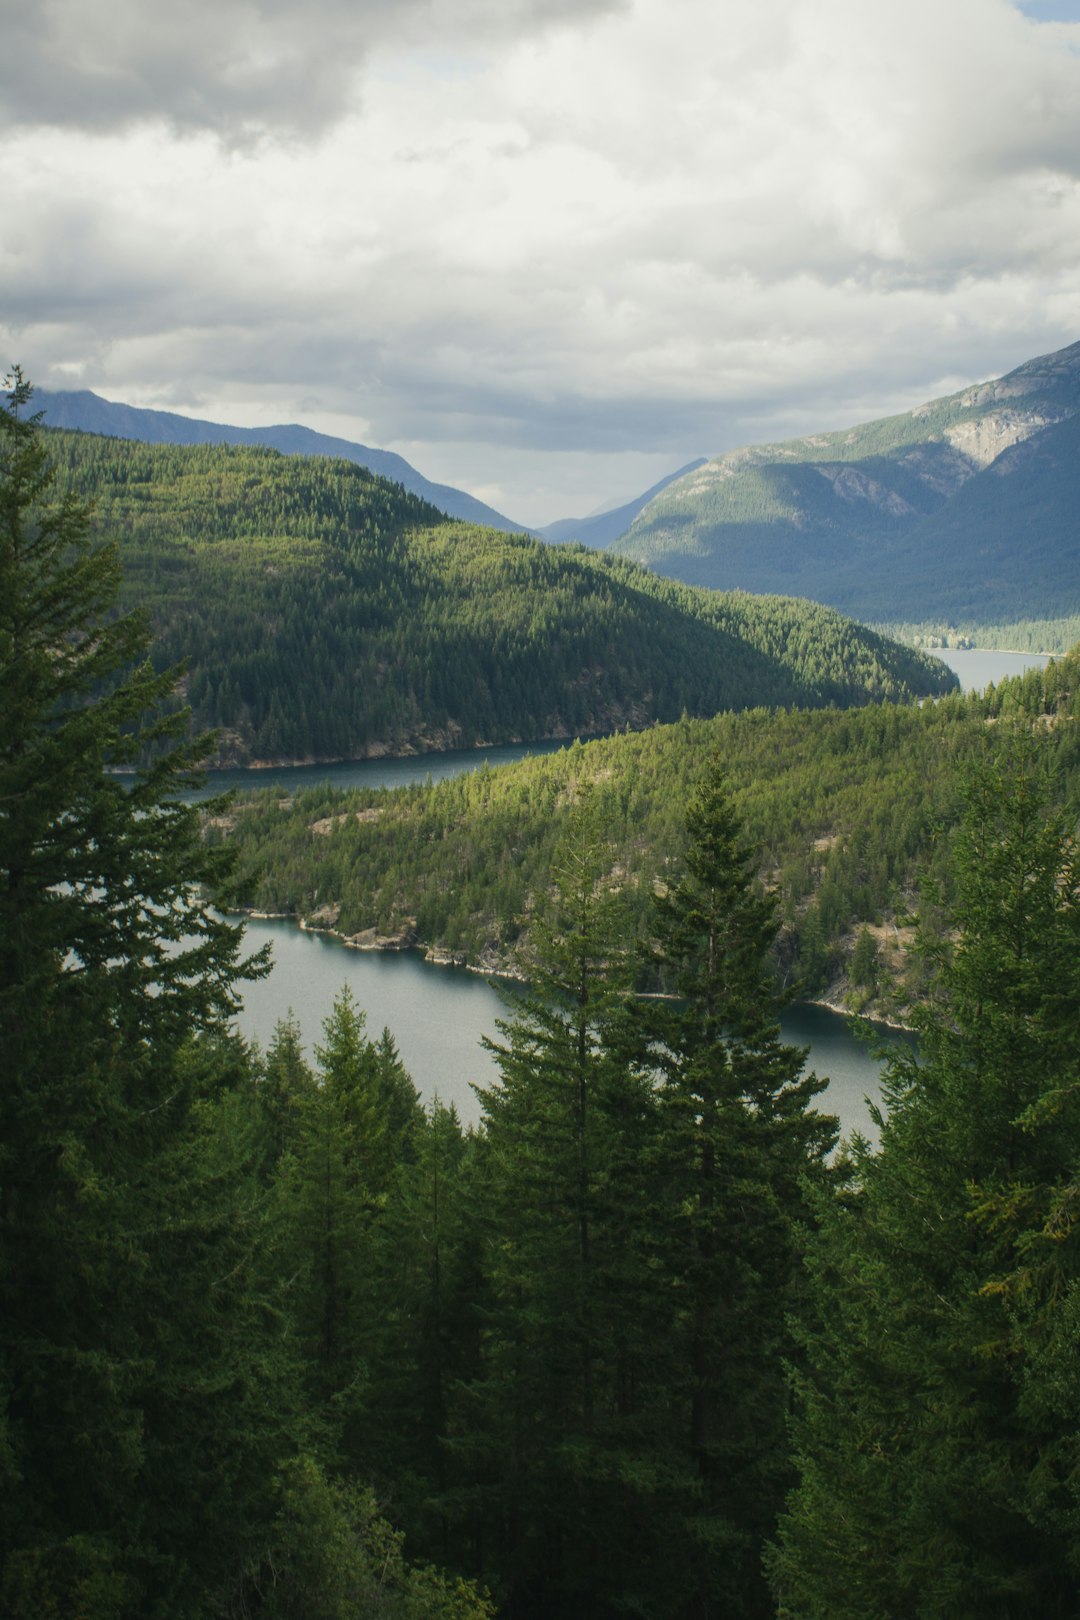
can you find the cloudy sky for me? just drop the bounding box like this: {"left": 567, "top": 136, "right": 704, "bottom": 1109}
{"left": 3, "top": 0, "right": 1080, "bottom": 525}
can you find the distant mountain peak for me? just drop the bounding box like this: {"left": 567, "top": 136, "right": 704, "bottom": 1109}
{"left": 538, "top": 459, "right": 707, "bottom": 548}
{"left": 34, "top": 387, "right": 533, "bottom": 536}
{"left": 605, "top": 336, "right": 1080, "bottom": 633}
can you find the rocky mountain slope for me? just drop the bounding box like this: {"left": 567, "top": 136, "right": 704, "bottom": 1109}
{"left": 608, "top": 339, "right": 1080, "bottom": 633}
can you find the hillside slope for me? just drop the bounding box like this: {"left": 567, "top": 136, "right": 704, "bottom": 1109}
{"left": 36, "top": 386, "right": 531, "bottom": 534}
{"left": 47, "top": 428, "right": 956, "bottom": 765}
{"left": 611, "top": 339, "right": 1080, "bottom": 631}
{"left": 539, "top": 459, "right": 707, "bottom": 546}
{"left": 218, "top": 651, "right": 1080, "bottom": 1000}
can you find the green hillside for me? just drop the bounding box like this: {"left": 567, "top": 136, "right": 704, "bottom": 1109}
{"left": 216, "top": 649, "right": 1080, "bottom": 1006}
{"left": 37, "top": 383, "right": 531, "bottom": 532}
{"left": 612, "top": 339, "right": 1080, "bottom": 636}
{"left": 47, "top": 428, "right": 954, "bottom": 764}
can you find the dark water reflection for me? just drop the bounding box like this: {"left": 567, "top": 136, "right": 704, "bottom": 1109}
{"left": 234, "top": 916, "right": 904, "bottom": 1142}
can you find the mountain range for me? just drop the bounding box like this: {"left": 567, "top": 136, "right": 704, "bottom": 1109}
{"left": 35, "top": 387, "right": 531, "bottom": 535}
{"left": 606, "top": 339, "right": 1080, "bottom": 636}
{"left": 36, "top": 336, "right": 1080, "bottom": 642}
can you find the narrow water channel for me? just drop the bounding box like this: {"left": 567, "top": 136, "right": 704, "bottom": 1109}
{"left": 233, "top": 914, "right": 907, "bottom": 1142}
{"left": 219, "top": 648, "right": 1049, "bottom": 1142}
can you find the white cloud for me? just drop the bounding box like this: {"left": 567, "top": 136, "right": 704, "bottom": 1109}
{"left": 0, "top": 0, "right": 627, "bottom": 139}
{"left": 3, "top": 0, "right": 1080, "bottom": 523}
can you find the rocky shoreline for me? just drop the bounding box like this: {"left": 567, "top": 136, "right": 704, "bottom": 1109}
{"left": 260, "top": 908, "right": 527, "bottom": 981}
{"left": 240, "top": 907, "right": 908, "bottom": 1014}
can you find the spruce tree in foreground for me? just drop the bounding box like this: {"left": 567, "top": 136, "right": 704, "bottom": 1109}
{"left": 0, "top": 374, "right": 493, "bottom": 1620}
{"left": 627, "top": 763, "right": 836, "bottom": 1619}
{"left": 772, "top": 739, "right": 1080, "bottom": 1618}
{"left": 461, "top": 770, "right": 838, "bottom": 1618}
{"left": 463, "top": 789, "right": 660, "bottom": 1615}
{"left": 0, "top": 367, "right": 285, "bottom": 1614}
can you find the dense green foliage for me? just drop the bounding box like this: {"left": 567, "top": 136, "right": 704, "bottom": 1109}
{"left": 878, "top": 616, "right": 1080, "bottom": 655}
{"left": 772, "top": 743, "right": 1080, "bottom": 1616}
{"left": 217, "top": 649, "right": 1080, "bottom": 1002}
{"left": 11, "top": 374, "right": 1080, "bottom": 1617}
{"left": 612, "top": 340, "right": 1080, "bottom": 631}
{"left": 0, "top": 379, "right": 491, "bottom": 1620}
{"left": 452, "top": 778, "right": 835, "bottom": 1618}
{"left": 44, "top": 426, "right": 953, "bottom": 764}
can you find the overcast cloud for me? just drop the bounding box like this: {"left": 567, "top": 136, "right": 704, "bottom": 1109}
{"left": 2, "top": 0, "right": 1079, "bottom": 523}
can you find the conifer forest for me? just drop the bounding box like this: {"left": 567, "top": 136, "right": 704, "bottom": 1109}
{"left": 4, "top": 375, "right": 1080, "bottom": 1619}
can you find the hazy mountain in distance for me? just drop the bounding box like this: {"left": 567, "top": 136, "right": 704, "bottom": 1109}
{"left": 35, "top": 387, "right": 532, "bottom": 534}
{"left": 540, "top": 460, "right": 707, "bottom": 546}
{"left": 606, "top": 339, "right": 1080, "bottom": 633}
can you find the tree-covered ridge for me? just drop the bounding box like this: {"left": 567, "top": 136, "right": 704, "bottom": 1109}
{"left": 14, "top": 377, "right": 1080, "bottom": 1617}
{"left": 45, "top": 427, "right": 954, "bottom": 764}
{"left": 36, "top": 382, "right": 531, "bottom": 532}
{"left": 216, "top": 650, "right": 1080, "bottom": 1004}
{"left": 611, "top": 339, "right": 1080, "bottom": 635}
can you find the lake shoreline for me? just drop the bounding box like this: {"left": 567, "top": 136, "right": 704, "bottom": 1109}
{"left": 234, "top": 912, "right": 904, "bottom": 1138}
{"left": 236, "top": 906, "right": 911, "bottom": 1031}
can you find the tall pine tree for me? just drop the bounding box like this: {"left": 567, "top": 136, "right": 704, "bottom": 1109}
{"left": 627, "top": 762, "right": 836, "bottom": 1619}
{"left": 773, "top": 737, "right": 1080, "bottom": 1618}
{"left": 0, "top": 370, "right": 289, "bottom": 1615}
{"left": 460, "top": 788, "right": 660, "bottom": 1615}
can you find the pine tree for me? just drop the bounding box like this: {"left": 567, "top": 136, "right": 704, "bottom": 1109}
{"left": 0, "top": 371, "right": 279, "bottom": 1616}
{"left": 773, "top": 737, "right": 1080, "bottom": 1618}
{"left": 461, "top": 788, "right": 659, "bottom": 1615}
{"left": 258, "top": 1012, "right": 317, "bottom": 1174}
{"left": 627, "top": 762, "right": 836, "bottom": 1619}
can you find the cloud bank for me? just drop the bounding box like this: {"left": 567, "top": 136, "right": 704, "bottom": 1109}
{"left": 3, "top": 0, "right": 1079, "bottom": 521}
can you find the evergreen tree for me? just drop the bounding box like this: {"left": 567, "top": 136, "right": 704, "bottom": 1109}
{"left": 627, "top": 762, "right": 836, "bottom": 1619}
{"left": 773, "top": 738, "right": 1080, "bottom": 1618}
{"left": 460, "top": 790, "right": 659, "bottom": 1615}
{"left": 257, "top": 1012, "right": 317, "bottom": 1174}
{"left": 0, "top": 370, "right": 282, "bottom": 1616}
{"left": 0, "top": 377, "right": 494, "bottom": 1617}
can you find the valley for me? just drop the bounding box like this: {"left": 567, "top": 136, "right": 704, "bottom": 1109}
{"left": 215, "top": 649, "right": 1080, "bottom": 1019}
{"left": 8, "top": 356, "right": 1080, "bottom": 1620}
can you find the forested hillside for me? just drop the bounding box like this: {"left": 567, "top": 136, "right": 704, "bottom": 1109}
{"left": 611, "top": 338, "right": 1080, "bottom": 640}
{"left": 46, "top": 427, "right": 954, "bottom": 764}
{"left": 10, "top": 375, "right": 1080, "bottom": 1618}
{"left": 36, "top": 384, "right": 529, "bottom": 532}
{"left": 217, "top": 651, "right": 1080, "bottom": 1008}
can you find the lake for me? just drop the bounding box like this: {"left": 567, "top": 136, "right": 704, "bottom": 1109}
{"left": 182, "top": 736, "right": 583, "bottom": 804}
{"left": 218, "top": 646, "right": 1046, "bottom": 1140}
{"left": 233, "top": 913, "right": 905, "bottom": 1143}
{"left": 933, "top": 646, "right": 1050, "bottom": 690}
{"left": 171, "top": 648, "right": 1050, "bottom": 805}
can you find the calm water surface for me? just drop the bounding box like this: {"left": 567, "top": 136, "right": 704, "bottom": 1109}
{"left": 174, "top": 648, "right": 1051, "bottom": 803}
{"left": 932, "top": 647, "right": 1050, "bottom": 691}
{"left": 181, "top": 736, "right": 578, "bottom": 803}
{"left": 234, "top": 915, "right": 903, "bottom": 1143}
{"left": 213, "top": 658, "right": 1013, "bottom": 1141}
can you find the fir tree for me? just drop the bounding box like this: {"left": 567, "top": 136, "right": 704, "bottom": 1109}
{"left": 628, "top": 762, "right": 836, "bottom": 1619}
{"left": 461, "top": 789, "right": 658, "bottom": 1615}
{"left": 773, "top": 738, "right": 1080, "bottom": 1618}
{"left": 0, "top": 370, "right": 279, "bottom": 1615}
